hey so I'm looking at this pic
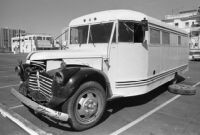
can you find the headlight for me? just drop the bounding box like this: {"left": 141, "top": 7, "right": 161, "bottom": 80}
{"left": 55, "top": 71, "right": 64, "bottom": 84}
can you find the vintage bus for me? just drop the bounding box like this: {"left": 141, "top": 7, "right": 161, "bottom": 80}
{"left": 12, "top": 10, "right": 189, "bottom": 130}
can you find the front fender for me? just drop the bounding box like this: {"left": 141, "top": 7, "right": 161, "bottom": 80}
{"left": 53, "top": 67, "right": 110, "bottom": 105}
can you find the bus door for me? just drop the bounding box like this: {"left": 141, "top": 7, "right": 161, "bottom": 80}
{"left": 113, "top": 21, "right": 148, "bottom": 83}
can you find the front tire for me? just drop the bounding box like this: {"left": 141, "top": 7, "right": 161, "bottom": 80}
{"left": 62, "top": 81, "right": 106, "bottom": 131}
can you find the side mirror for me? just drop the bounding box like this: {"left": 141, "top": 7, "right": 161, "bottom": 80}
{"left": 141, "top": 18, "right": 148, "bottom": 31}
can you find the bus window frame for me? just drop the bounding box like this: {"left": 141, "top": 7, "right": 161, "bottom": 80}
{"left": 162, "top": 30, "right": 170, "bottom": 46}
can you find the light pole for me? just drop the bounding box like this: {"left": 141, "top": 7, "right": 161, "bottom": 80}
{"left": 19, "top": 29, "right": 20, "bottom": 53}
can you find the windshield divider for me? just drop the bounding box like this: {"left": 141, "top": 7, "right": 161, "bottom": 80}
{"left": 86, "top": 25, "right": 91, "bottom": 44}
{"left": 107, "top": 21, "right": 116, "bottom": 62}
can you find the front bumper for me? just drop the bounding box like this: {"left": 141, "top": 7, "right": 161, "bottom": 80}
{"left": 11, "top": 88, "right": 69, "bottom": 122}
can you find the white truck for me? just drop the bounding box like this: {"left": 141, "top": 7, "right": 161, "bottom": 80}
{"left": 189, "top": 35, "right": 200, "bottom": 60}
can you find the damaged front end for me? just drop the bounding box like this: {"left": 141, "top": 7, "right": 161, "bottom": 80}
{"left": 15, "top": 61, "right": 53, "bottom": 104}
{"left": 12, "top": 60, "right": 80, "bottom": 122}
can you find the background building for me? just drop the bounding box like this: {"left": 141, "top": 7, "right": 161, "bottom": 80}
{"left": 163, "top": 7, "right": 200, "bottom": 49}
{"left": 0, "top": 28, "right": 25, "bottom": 52}
{"left": 162, "top": 7, "right": 200, "bottom": 33}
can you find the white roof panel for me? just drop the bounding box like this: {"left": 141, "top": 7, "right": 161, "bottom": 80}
{"left": 69, "top": 10, "right": 147, "bottom": 26}
{"left": 69, "top": 9, "right": 187, "bottom": 34}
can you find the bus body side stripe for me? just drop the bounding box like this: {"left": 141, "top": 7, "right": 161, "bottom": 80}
{"left": 115, "top": 64, "right": 187, "bottom": 88}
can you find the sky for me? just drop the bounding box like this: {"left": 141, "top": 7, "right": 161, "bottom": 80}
{"left": 0, "top": 0, "right": 200, "bottom": 37}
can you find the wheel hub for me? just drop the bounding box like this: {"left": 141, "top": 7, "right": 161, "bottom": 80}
{"left": 84, "top": 99, "right": 97, "bottom": 115}
{"left": 77, "top": 93, "right": 99, "bottom": 120}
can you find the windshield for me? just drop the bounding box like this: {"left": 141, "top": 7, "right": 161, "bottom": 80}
{"left": 89, "top": 23, "right": 113, "bottom": 43}
{"left": 119, "top": 21, "right": 144, "bottom": 43}
{"left": 70, "top": 22, "right": 113, "bottom": 44}
{"left": 70, "top": 25, "right": 88, "bottom": 44}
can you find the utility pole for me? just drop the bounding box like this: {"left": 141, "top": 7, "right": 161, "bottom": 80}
{"left": 19, "top": 29, "right": 20, "bottom": 53}
{"left": 31, "top": 37, "right": 32, "bottom": 51}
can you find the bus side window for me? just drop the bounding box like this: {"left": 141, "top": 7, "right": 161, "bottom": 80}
{"left": 150, "top": 28, "right": 160, "bottom": 44}
{"left": 162, "top": 31, "right": 170, "bottom": 45}
{"left": 178, "top": 36, "right": 181, "bottom": 45}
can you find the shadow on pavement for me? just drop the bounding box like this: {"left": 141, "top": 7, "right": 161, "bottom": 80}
{"left": 100, "top": 74, "right": 185, "bottom": 124}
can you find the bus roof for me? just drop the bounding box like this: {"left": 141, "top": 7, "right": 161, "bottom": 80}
{"left": 69, "top": 9, "right": 187, "bottom": 34}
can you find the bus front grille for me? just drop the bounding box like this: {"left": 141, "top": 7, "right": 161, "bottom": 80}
{"left": 28, "top": 72, "right": 53, "bottom": 101}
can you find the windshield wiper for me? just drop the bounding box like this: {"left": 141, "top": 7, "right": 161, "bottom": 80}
{"left": 123, "top": 22, "right": 135, "bottom": 42}
{"left": 123, "top": 22, "right": 134, "bottom": 33}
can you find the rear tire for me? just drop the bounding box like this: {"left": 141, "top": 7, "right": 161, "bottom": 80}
{"left": 62, "top": 81, "right": 106, "bottom": 131}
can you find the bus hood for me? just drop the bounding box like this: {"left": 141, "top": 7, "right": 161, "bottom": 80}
{"left": 26, "top": 49, "right": 107, "bottom": 70}
{"left": 27, "top": 49, "right": 107, "bottom": 61}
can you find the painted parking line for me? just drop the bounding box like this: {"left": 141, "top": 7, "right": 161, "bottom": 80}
{"left": 0, "top": 66, "right": 14, "bottom": 68}
{"left": 0, "top": 103, "right": 52, "bottom": 135}
{"left": 110, "top": 81, "right": 200, "bottom": 135}
{"left": 9, "top": 104, "right": 24, "bottom": 110}
{"left": 1, "top": 75, "right": 17, "bottom": 78}
{"left": 0, "top": 71, "right": 9, "bottom": 72}
{"left": 110, "top": 95, "right": 181, "bottom": 135}
{"left": 0, "top": 84, "right": 18, "bottom": 89}
{"left": 193, "top": 81, "right": 200, "bottom": 87}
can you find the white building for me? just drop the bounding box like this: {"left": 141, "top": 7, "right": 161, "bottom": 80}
{"left": 11, "top": 34, "right": 57, "bottom": 53}
{"left": 0, "top": 28, "right": 25, "bottom": 52}
{"left": 163, "top": 7, "right": 200, "bottom": 49}
{"left": 162, "top": 8, "right": 200, "bottom": 33}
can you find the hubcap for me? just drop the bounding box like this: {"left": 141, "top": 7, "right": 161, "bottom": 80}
{"left": 75, "top": 91, "right": 101, "bottom": 123}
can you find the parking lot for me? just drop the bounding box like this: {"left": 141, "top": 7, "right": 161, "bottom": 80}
{"left": 0, "top": 53, "right": 200, "bottom": 135}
